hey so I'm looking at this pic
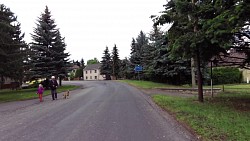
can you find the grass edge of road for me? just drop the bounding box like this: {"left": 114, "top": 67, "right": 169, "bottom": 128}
{"left": 120, "top": 80, "right": 250, "bottom": 141}
{"left": 0, "top": 85, "right": 79, "bottom": 103}
{"left": 152, "top": 95, "right": 250, "bottom": 141}
{"left": 118, "top": 79, "right": 189, "bottom": 89}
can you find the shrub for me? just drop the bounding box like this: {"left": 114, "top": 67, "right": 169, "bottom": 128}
{"left": 212, "top": 67, "right": 242, "bottom": 85}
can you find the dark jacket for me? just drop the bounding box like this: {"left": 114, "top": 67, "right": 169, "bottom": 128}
{"left": 49, "top": 80, "right": 58, "bottom": 90}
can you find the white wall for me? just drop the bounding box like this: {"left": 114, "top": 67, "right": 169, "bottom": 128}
{"left": 83, "top": 69, "right": 105, "bottom": 80}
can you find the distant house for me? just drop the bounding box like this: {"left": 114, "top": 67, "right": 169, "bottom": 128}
{"left": 67, "top": 65, "right": 80, "bottom": 80}
{"left": 210, "top": 49, "right": 250, "bottom": 83}
{"left": 71, "top": 65, "right": 80, "bottom": 75}
{"left": 0, "top": 77, "right": 20, "bottom": 89}
{"left": 83, "top": 64, "right": 105, "bottom": 80}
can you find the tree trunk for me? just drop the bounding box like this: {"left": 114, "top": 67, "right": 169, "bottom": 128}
{"left": 0, "top": 75, "right": 4, "bottom": 89}
{"left": 196, "top": 49, "right": 204, "bottom": 102}
{"left": 191, "top": 57, "right": 196, "bottom": 87}
{"left": 59, "top": 76, "right": 62, "bottom": 86}
{"left": 191, "top": 0, "right": 203, "bottom": 101}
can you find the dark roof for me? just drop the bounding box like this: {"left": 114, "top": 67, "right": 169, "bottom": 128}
{"left": 209, "top": 49, "right": 247, "bottom": 67}
{"left": 71, "top": 65, "right": 80, "bottom": 69}
{"left": 83, "top": 63, "right": 101, "bottom": 70}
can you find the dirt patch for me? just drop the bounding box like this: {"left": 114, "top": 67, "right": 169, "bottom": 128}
{"left": 140, "top": 88, "right": 197, "bottom": 97}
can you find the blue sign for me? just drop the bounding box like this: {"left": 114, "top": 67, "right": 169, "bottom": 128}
{"left": 134, "top": 65, "right": 143, "bottom": 72}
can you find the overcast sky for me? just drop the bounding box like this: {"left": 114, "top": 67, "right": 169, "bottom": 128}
{"left": 1, "top": 0, "right": 167, "bottom": 62}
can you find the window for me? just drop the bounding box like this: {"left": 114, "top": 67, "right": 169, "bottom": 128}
{"left": 86, "top": 76, "right": 88, "bottom": 80}
{"left": 95, "top": 70, "right": 97, "bottom": 73}
{"left": 90, "top": 76, "right": 92, "bottom": 79}
{"left": 90, "top": 70, "right": 92, "bottom": 73}
{"left": 86, "top": 71, "right": 87, "bottom": 74}
{"left": 95, "top": 76, "right": 97, "bottom": 79}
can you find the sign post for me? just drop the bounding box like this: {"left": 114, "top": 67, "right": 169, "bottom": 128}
{"left": 134, "top": 65, "right": 143, "bottom": 80}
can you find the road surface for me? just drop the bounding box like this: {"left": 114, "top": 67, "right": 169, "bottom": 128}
{"left": 0, "top": 81, "right": 197, "bottom": 141}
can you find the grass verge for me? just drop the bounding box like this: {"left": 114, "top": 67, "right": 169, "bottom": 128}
{"left": 152, "top": 94, "right": 250, "bottom": 141}
{"left": 118, "top": 80, "right": 189, "bottom": 89}
{"left": 0, "top": 85, "right": 79, "bottom": 103}
{"left": 120, "top": 80, "right": 250, "bottom": 140}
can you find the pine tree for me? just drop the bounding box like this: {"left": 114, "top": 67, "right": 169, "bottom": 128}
{"left": 130, "top": 31, "right": 149, "bottom": 67}
{"left": 11, "top": 23, "right": 29, "bottom": 83}
{"left": 119, "top": 57, "right": 131, "bottom": 79}
{"left": 52, "top": 31, "right": 71, "bottom": 85}
{"left": 141, "top": 43, "right": 155, "bottom": 80}
{"left": 129, "top": 31, "right": 149, "bottom": 79}
{"left": 148, "top": 26, "right": 167, "bottom": 81}
{"left": 80, "top": 58, "right": 85, "bottom": 69}
{"left": 129, "top": 38, "right": 139, "bottom": 66}
{"left": 0, "top": 4, "right": 27, "bottom": 88}
{"left": 111, "top": 44, "right": 120, "bottom": 80}
{"left": 153, "top": 0, "right": 250, "bottom": 102}
{"left": 153, "top": 0, "right": 212, "bottom": 102}
{"left": 30, "top": 6, "right": 70, "bottom": 83}
{"left": 100, "top": 47, "right": 112, "bottom": 80}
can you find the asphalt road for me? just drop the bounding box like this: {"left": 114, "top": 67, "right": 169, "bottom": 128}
{"left": 0, "top": 81, "right": 197, "bottom": 141}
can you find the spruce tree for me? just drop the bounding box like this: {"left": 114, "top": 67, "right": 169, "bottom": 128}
{"left": 111, "top": 44, "right": 120, "bottom": 80}
{"left": 52, "top": 31, "right": 71, "bottom": 85}
{"left": 30, "top": 6, "right": 70, "bottom": 83}
{"left": 100, "top": 47, "right": 112, "bottom": 80}
{"left": 80, "top": 58, "right": 85, "bottom": 69}
{"left": 129, "top": 31, "right": 149, "bottom": 79}
{"left": 141, "top": 43, "right": 155, "bottom": 80}
{"left": 129, "top": 38, "right": 139, "bottom": 66}
{"left": 0, "top": 4, "right": 27, "bottom": 88}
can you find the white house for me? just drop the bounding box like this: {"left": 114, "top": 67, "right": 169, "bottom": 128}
{"left": 83, "top": 64, "right": 105, "bottom": 80}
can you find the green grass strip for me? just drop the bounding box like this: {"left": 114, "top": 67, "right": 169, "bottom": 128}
{"left": 152, "top": 95, "right": 250, "bottom": 141}
{"left": 118, "top": 80, "right": 188, "bottom": 89}
{"left": 0, "top": 85, "right": 79, "bottom": 103}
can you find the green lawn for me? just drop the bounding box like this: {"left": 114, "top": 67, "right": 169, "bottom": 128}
{"left": 0, "top": 85, "right": 79, "bottom": 103}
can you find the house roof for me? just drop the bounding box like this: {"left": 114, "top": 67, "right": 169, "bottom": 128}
{"left": 71, "top": 65, "right": 80, "bottom": 69}
{"left": 83, "top": 63, "right": 102, "bottom": 70}
{"left": 209, "top": 49, "right": 247, "bottom": 67}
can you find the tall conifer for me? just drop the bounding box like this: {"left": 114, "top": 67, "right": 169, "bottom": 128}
{"left": 30, "top": 6, "right": 70, "bottom": 83}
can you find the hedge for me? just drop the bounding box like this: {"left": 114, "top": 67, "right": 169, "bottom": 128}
{"left": 212, "top": 67, "right": 242, "bottom": 85}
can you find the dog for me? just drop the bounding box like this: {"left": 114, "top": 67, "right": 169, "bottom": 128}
{"left": 63, "top": 90, "right": 70, "bottom": 99}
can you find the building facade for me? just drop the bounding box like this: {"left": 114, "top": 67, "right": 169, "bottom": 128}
{"left": 83, "top": 64, "right": 105, "bottom": 80}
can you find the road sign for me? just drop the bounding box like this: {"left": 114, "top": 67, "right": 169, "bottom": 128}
{"left": 134, "top": 65, "right": 143, "bottom": 72}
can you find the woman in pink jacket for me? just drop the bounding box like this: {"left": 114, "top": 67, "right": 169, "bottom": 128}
{"left": 37, "top": 84, "right": 44, "bottom": 102}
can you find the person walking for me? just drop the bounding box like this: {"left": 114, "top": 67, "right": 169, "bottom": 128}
{"left": 37, "top": 84, "right": 44, "bottom": 102}
{"left": 49, "top": 76, "right": 58, "bottom": 100}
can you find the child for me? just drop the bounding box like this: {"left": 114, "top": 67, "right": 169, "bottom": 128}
{"left": 37, "top": 84, "right": 44, "bottom": 102}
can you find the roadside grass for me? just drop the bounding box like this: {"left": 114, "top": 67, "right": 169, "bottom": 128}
{"left": 217, "top": 83, "right": 250, "bottom": 89}
{"left": 152, "top": 92, "right": 250, "bottom": 141}
{"left": 120, "top": 80, "right": 250, "bottom": 140}
{"left": 0, "top": 85, "right": 79, "bottom": 103}
{"left": 119, "top": 80, "right": 189, "bottom": 89}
